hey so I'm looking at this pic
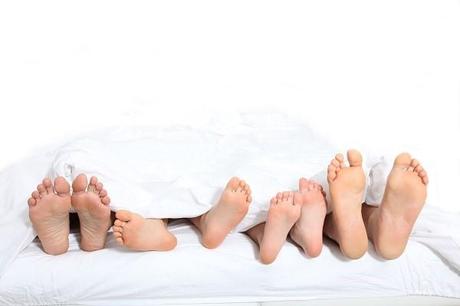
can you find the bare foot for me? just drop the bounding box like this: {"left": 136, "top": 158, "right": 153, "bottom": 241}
{"left": 290, "top": 178, "right": 327, "bottom": 258}
{"left": 113, "top": 210, "right": 177, "bottom": 251}
{"left": 324, "top": 149, "right": 368, "bottom": 259}
{"left": 259, "top": 192, "right": 301, "bottom": 264}
{"left": 364, "top": 153, "right": 428, "bottom": 259}
{"left": 71, "top": 174, "right": 112, "bottom": 251}
{"left": 192, "top": 177, "right": 252, "bottom": 249}
{"left": 28, "top": 177, "right": 71, "bottom": 255}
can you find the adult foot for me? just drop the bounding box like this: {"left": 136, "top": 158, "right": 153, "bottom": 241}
{"left": 28, "top": 177, "right": 71, "bottom": 255}
{"left": 367, "top": 153, "right": 428, "bottom": 259}
{"left": 71, "top": 174, "right": 112, "bottom": 251}
{"left": 259, "top": 191, "right": 301, "bottom": 264}
{"left": 194, "top": 177, "right": 252, "bottom": 249}
{"left": 325, "top": 149, "right": 368, "bottom": 259}
{"left": 290, "top": 178, "right": 327, "bottom": 258}
{"left": 113, "top": 210, "right": 177, "bottom": 251}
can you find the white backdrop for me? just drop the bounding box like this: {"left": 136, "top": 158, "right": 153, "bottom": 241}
{"left": 0, "top": 1, "right": 459, "bottom": 211}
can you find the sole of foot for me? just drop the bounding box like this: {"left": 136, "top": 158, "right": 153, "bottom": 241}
{"left": 28, "top": 177, "right": 71, "bottom": 255}
{"left": 198, "top": 177, "right": 252, "bottom": 249}
{"left": 290, "top": 178, "right": 327, "bottom": 258}
{"left": 113, "top": 210, "right": 177, "bottom": 251}
{"left": 372, "top": 153, "right": 428, "bottom": 259}
{"left": 259, "top": 191, "right": 302, "bottom": 264}
{"left": 326, "top": 149, "right": 368, "bottom": 259}
{"left": 71, "top": 174, "right": 112, "bottom": 252}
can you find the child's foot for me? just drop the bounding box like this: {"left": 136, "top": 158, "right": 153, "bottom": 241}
{"left": 369, "top": 153, "right": 428, "bottom": 259}
{"left": 71, "top": 174, "right": 112, "bottom": 251}
{"left": 290, "top": 178, "right": 327, "bottom": 257}
{"left": 113, "top": 210, "right": 177, "bottom": 251}
{"left": 259, "top": 192, "right": 302, "bottom": 264}
{"left": 325, "top": 149, "right": 368, "bottom": 259}
{"left": 196, "top": 177, "right": 252, "bottom": 249}
{"left": 28, "top": 177, "right": 71, "bottom": 255}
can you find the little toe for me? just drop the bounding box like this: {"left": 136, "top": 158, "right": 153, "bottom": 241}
{"left": 28, "top": 198, "right": 36, "bottom": 206}
{"left": 247, "top": 195, "right": 253, "bottom": 203}
{"left": 113, "top": 232, "right": 122, "bottom": 238}
{"left": 116, "top": 237, "right": 124, "bottom": 245}
{"left": 54, "top": 176, "right": 70, "bottom": 196}
{"left": 115, "top": 210, "right": 132, "bottom": 222}
{"left": 72, "top": 174, "right": 88, "bottom": 193}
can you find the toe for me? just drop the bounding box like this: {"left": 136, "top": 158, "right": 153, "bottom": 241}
{"left": 394, "top": 152, "right": 412, "bottom": 167}
{"left": 96, "top": 182, "right": 103, "bottom": 191}
{"left": 90, "top": 176, "right": 98, "bottom": 185}
{"left": 410, "top": 159, "right": 420, "bottom": 168}
{"left": 331, "top": 158, "right": 340, "bottom": 167}
{"left": 72, "top": 174, "right": 88, "bottom": 193}
{"left": 37, "top": 184, "right": 47, "bottom": 196}
{"left": 270, "top": 197, "right": 276, "bottom": 205}
{"left": 347, "top": 149, "right": 363, "bottom": 167}
{"left": 32, "top": 191, "right": 40, "bottom": 199}
{"left": 54, "top": 176, "right": 70, "bottom": 195}
{"left": 101, "top": 196, "right": 111, "bottom": 205}
{"left": 115, "top": 210, "right": 133, "bottom": 222}
{"left": 116, "top": 237, "right": 124, "bottom": 245}
{"left": 114, "top": 219, "right": 126, "bottom": 227}
{"left": 247, "top": 195, "right": 253, "bottom": 203}
{"left": 335, "top": 153, "right": 344, "bottom": 163}
{"left": 28, "top": 198, "right": 36, "bottom": 206}
{"left": 327, "top": 165, "right": 337, "bottom": 182}
{"left": 226, "top": 177, "right": 241, "bottom": 190}
{"left": 276, "top": 192, "right": 282, "bottom": 200}
{"left": 112, "top": 226, "right": 123, "bottom": 233}
{"left": 299, "top": 177, "right": 309, "bottom": 191}
{"left": 43, "top": 178, "right": 53, "bottom": 193}
{"left": 100, "top": 189, "right": 108, "bottom": 197}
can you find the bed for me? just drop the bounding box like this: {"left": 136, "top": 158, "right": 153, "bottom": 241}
{"left": 0, "top": 119, "right": 459, "bottom": 305}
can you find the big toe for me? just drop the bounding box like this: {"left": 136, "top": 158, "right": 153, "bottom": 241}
{"left": 116, "top": 210, "right": 133, "bottom": 222}
{"left": 394, "top": 152, "right": 412, "bottom": 168}
{"left": 72, "top": 174, "right": 88, "bottom": 192}
{"left": 54, "top": 177, "right": 70, "bottom": 195}
{"left": 225, "top": 177, "right": 241, "bottom": 191}
{"left": 347, "top": 149, "right": 363, "bottom": 167}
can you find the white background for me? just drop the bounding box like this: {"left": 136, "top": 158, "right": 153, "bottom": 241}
{"left": 0, "top": 1, "right": 459, "bottom": 211}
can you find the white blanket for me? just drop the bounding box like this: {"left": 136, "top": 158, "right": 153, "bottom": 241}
{"left": 0, "top": 117, "right": 459, "bottom": 280}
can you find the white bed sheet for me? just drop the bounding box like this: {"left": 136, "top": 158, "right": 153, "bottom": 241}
{"left": 0, "top": 220, "right": 459, "bottom": 306}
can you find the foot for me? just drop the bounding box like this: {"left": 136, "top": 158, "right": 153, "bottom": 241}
{"left": 113, "top": 210, "right": 177, "bottom": 251}
{"left": 290, "top": 178, "right": 327, "bottom": 257}
{"left": 259, "top": 192, "right": 301, "bottom": 264}
{"left": 196, "top": 177, "right": 252, "bottom": 249}
{"left": 368, "top": 153, "right": 428, "bottom": 259}
{"left": 28, "top": 177, "right": 71, "bottom": 255}
{"left": 71, "top": 174, "right": 112, "bottom": 251}
{"left": 325, "top": 149, "right": 368, "bottom": 259}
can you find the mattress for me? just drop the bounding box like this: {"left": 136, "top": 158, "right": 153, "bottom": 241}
{"left": 0, "top": 219, "right": 459, "bottom": 305}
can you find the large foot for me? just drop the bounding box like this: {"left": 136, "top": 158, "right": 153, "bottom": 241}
{"left": 194, "top": 177, "right": 252, "bottom": 249}
{"left": 71, "top": 174, "right": 112, "bottom": 251}
{"left": 113, "top": 210, "right": 177, "bottom": 251}
{"left": 28, "top": 177, "right": 71, "bottom": 255}
{"left": 324, "top": 149, "right": 368, "bottom": 259}
{"left": 367, "top": 153, "right": 428, "bottom": 259}
{"left": 290, "top": 178, "right": 327, "bottom": 258}
{"left": 259, "top": 191, "right": 301, "bottom": 264}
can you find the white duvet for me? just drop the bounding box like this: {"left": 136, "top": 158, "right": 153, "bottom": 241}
{"left": 0, "top": 115, "right": 459, "bottom": 282}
